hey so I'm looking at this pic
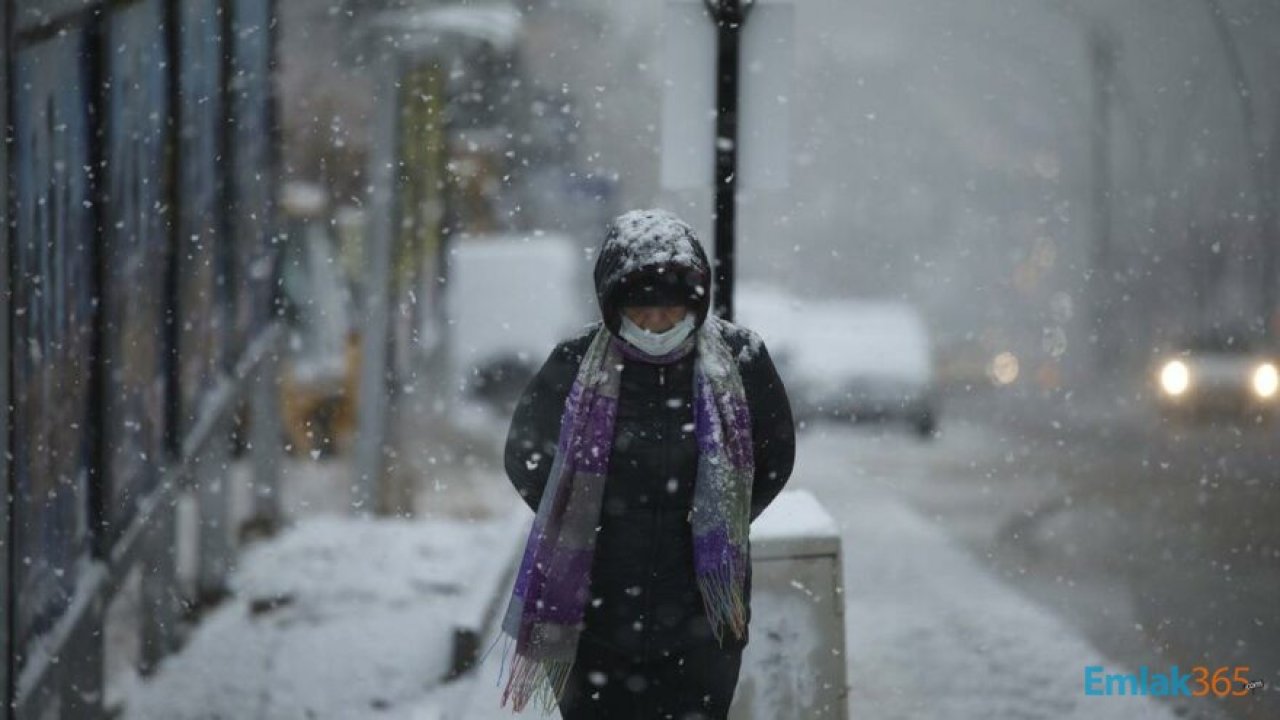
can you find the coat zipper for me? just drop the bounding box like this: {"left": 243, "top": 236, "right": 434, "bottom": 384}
{"left": 644, "top": 365, "right": 665, "bottom": 667}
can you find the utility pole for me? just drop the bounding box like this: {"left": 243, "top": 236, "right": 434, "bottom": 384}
{"left": 705, "top": 0, "right": 752, "bottom": 322}
{"left": 354, "top": 45, "right": 399, "bottom": 516}
{"left": 1201, "top": 0, "right": 1277, "bottom": 339}
{"left": 1087, "top": 26, "right": 1117, "bottom": 369}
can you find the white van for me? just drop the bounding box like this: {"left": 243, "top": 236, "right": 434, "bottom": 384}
{"left": 738, "top": 281, "right": 939, "bottom": 438}
{"left": 444, "top": 232, "right": 595, "bottom": 409}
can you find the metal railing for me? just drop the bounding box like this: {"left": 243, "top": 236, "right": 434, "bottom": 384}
{"left": 2, "top": 0, "right": 281, "bottom": 716}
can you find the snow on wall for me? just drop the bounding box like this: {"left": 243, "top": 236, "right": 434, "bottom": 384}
{"left": 734, "top": 591, "right": 827, "bottom": 718}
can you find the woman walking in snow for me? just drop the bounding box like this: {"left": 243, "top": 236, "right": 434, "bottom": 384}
{"left": 497, "top": 208, "right": 797, "bottom": 719}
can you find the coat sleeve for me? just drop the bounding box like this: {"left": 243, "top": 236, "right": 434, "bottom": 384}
{"left": 503, "top": 340, "right": 580, "bottom": 512}
{"left": 744, "top": 336, "right": 797, "bottom": 521}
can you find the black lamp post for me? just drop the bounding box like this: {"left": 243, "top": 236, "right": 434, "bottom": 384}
{"left": 705, "top": 0, "right": 754, "bottom": 322}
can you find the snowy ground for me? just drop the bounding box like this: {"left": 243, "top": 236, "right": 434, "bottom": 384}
{"left": 455, "top": 423, "right": 1181, "bottom": 719}
{"left": 115, "top": 409, "right": 1186, "bottom": 720}
{"left": 117, "top": 506, "right": 529, "bottom": 720}
{"left": 796, "top": 423, "right": 1178, "bottom": 719}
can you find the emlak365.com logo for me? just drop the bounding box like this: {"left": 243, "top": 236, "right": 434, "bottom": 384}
{"left": 1084, "top": 665, "right": 1264, "bottom": 698}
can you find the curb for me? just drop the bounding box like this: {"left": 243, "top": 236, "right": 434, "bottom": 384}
{"left": 447, "top": 506, "right": 531, "bottom": 679}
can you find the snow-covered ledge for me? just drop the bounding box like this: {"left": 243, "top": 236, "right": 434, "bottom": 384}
{"left": 734, "top": 490, "right": 848, "bottom": 720}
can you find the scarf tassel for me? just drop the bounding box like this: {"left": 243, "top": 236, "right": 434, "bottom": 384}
{"left": 500, "top": 647, "right": 575, "bottom": 715}
{"left": 696, "top": 560, "right": 748, "bottom": 645}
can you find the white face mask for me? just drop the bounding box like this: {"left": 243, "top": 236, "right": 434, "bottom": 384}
{"left": 619, "top": 312, "right": 696, "bottom": 355}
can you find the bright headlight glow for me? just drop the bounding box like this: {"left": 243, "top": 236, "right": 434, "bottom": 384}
{"left": 1159, "top": 360, "right": 1190, "bottom": 396}
{"left": 1252, "top": 363, "right": 1279, "bottom": 399}
{"left": 989, "top": 352, "right": 1019, "bottom": 386}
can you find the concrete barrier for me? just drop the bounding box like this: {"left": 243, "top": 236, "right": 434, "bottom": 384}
{"left": 732, "top": 490, "right": 848, "bottom": 719}
{"left": 449, "top": 505, "right": 532, "bottom": 680}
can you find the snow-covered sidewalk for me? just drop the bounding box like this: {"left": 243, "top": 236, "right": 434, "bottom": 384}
{"left": 836, "top": 473, "right": 1174, "bottom": 718}
{"left": 452, "top": 426, "right": 1181, "bottom": 719}
{"left": 118, "top": 508, "right": 528, "bottom": 720}
{"left": 116, "top": 420, "right": 1183, "bottom": 720}
{"left": 810, "top": 425, "right": 1180, "bottom": 720}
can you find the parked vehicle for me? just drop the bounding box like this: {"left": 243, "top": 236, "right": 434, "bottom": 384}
{"left": 445, "top": 232, "right": 594, "bottom": 411}
{"left": 738, "top": 282, "right": 939, "bottom": 438}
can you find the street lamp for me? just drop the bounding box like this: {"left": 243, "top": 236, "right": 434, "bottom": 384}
{"left": 704, "top": 0, "right": 756, "bottom": 323}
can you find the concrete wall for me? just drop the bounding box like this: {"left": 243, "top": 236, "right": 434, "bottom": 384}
{"left": 734, "top": 490, "right": 849, "bottom": 720}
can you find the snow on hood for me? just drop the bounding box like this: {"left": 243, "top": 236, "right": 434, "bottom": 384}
{"left": 592, "top": 208, "right": 712, "bottom": 339}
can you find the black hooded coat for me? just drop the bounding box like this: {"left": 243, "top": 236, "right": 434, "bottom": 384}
{"left": 502, "top": 211, "right": 796, "bottom": 717}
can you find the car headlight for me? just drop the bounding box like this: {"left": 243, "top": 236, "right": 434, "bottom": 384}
{"left": 1159, "top": 360, "right": 1191, "bottom": 397}
{"left": 988, "top": 351, "right": 1019, "bottom": 386}
{"left": 1252, "top": 362, "right": 1278, "bottom": 399}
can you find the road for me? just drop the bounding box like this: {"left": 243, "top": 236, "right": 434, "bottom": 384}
{"left": 796, "top": 388, "right": 1278, "bottom": 719}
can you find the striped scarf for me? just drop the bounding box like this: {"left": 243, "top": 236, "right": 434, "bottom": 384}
{"left": 496, "top": 313, "right": 755, "bottom": 714}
